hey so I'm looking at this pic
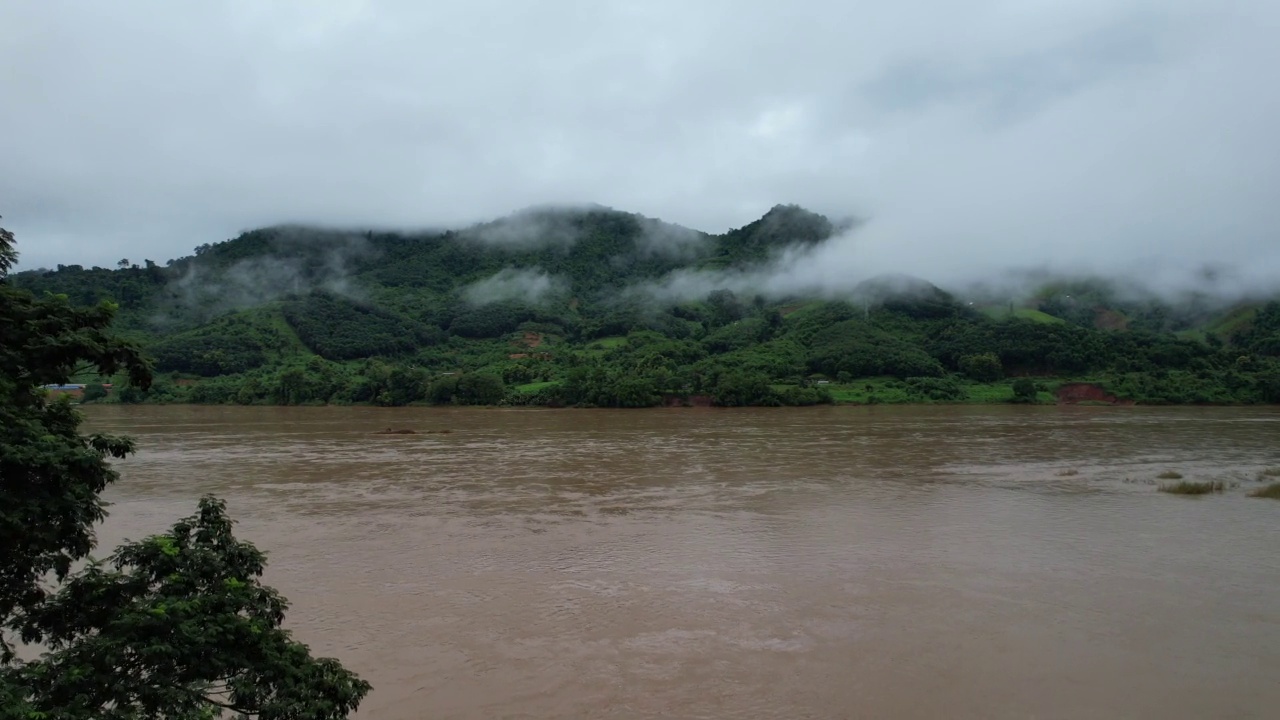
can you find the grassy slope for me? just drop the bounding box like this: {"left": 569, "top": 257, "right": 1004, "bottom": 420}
{"left": 979, "top": 306, "right": 1065, "bottom": 324}
{"left": 1200, "top": 304, "right": 1259, "bottom": 337}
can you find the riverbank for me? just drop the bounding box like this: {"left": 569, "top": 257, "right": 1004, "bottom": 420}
{"left": 73, "top": 380, "right": 1275, "bottom": 409}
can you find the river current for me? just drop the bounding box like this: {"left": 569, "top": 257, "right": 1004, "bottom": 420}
{"left": 85, "top": 405, "right": 1280, "bottom": 719}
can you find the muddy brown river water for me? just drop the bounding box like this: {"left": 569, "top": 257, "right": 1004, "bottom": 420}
{"left": 83, "top": 405, "right": 1280, "bottom": 719}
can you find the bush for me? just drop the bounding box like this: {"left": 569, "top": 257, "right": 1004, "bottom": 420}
{"left": 187, "top": 380, "right": 239, "bottom": 404}
{"left": 428, "top": 372, "right": 505, "bottom": 405}
{"left": 712, "top": 371, "right": 779, "bottom": 406}
{"left": 1011, "top": 378, "right": 1038, "bottom": 403}
{"left": 1248, "top": 482, "right": 1280, "bottom": 499}
{"left": 454, "top": 373, "right": 506, "bottom": 405}
{"left": 958, "top": 352, "right": 1003, "bottom": 382}
{"left": 778, "top": 386, "right": 834, "bottom": 406}
{"left": 904, "top": 376, "right": 965, "bottom": 401}
{"left": 80, "top": 383, "right": 109, "bottom": 403}
{"left": 427, "top": 375, "right": 459, "bottom": 404}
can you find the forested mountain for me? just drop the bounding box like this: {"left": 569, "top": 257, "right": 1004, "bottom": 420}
{"left": 11, "top": 204, "right": 1280, "bottom": 407}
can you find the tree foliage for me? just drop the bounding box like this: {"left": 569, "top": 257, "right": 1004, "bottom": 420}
{"left": 0, "top": 223, "right": 369, "bottom": 716}
{"left": 7, "top": 206, "right": 1280, "bottom": 408}
{"left": 13, "top": 497, "right": 370, "bottom": 719}
{"left": 284, "top": 291, "right": 441, "bottom": 360}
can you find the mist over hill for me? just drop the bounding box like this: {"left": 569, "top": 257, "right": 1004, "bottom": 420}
{"left": 9, "top": 203, "right": 1280, "bottom": 407}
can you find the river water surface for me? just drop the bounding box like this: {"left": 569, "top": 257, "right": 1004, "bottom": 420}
{"left": 84, "top": 405, "right": 1280, "bottom": 719}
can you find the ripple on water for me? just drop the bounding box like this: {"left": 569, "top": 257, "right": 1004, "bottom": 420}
{"left": 84, "top": 405, "right": 1280, "bottom": 720}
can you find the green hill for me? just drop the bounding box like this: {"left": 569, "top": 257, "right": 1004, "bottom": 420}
{"left": 980, "top": 306, "right": 1065, "bottom": 324}
{"left": 9, "top": 205, "right": 1280, "bottom": 407}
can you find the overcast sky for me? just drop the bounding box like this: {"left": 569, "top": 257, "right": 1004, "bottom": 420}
{"left": 2, "top": 0, "right": 1278, "bottom": 288}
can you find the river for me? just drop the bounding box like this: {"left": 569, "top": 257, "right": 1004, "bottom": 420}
{"left": 83, "top": 405, "right": 1280, "bottom": 719}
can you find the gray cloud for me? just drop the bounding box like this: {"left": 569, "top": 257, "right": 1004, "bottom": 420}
{"left": 630, "top": 224, "right": 1276, "bottom": 310}
{"left": 463, "top": 205, "right": 599, "bottom": 249}
{"left": 462, "top": 268, "right": 565, "bottom": 306}
{"left": 158, "top": 228, "right": 370, "bottom": 324}
{"left": 2, "top": 0, "right": 1277, "bottom": 290}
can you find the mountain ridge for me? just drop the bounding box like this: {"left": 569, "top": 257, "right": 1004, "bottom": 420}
{"left": 8, "top": 204, "right": 1280, "bottom": 407}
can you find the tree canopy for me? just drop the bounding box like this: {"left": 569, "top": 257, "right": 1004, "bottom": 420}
{"left": 0, "top": 222, "right": 370, "bottom": 718}
{"left": 8, "top": 205, "right": 1280, "bottom": 408}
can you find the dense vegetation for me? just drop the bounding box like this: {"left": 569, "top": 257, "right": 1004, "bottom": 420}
{"left": 0, "top": 223, "right": 370, "bottom": 716}
{"left": 12, "top": 204, "right": 1280, "bottom": 408}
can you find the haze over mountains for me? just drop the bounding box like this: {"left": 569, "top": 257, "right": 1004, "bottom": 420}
{"left": 14, "top": 202, "right": 1275, "bottom": 327}
{"left": 4, "top": 1, "right": 1280, "bottom": 285}
{"left": 9, "top": 202, "right": 1280, "bottom": 407}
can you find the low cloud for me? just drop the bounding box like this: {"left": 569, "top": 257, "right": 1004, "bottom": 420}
{"left": 462, "top": 205, "right": 599, "bottom": 248}
{"left": 458, "top": 204, "right": 711, "bottom": 260}
{"left": 630, "top": 218, "right": 1280, "bottom": 308}
{"left": 2, "top": 1, "right": 1277, "bottom": 293}
{"left": 462, "top": 267, "right": 565, "bottom": 306}
{"left": 154, "top": 228, "right": 372, "bottom": 323}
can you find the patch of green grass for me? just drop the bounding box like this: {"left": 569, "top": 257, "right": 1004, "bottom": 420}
{"left": 777, "top": 301, "right": 829, "bottom": 321}
{"left": 1248, "top": 482, "right": 1280, "bottom": 499}
{"left": 827, "top": 378, "right": 1063, "bottom": 405}
{"left": 514, "top": 381, "right": 558, "bottom": 393}
{"left": 828, "top": 377, "right": 918, "bottom": 404}
{"left": 1158, "top": 480, "right": 1223, "bottom": 495}
{"left": 587, "top": 336, "right": 626, "bottom": 349}
{"left": 1259, "top": 467, "right": 1280, "bottom": 478}
{"left": 959, "top": 382, "right": 1014, "bottom": 403}
{"left": 979, "top": 306, "right": 1065, "bottom": 324}
{"left": 1198, "top": 304, "right": 1259, "bottom": 338}
{"left": 1156, "top": 470, "right": 1184, "bottom": 480}
{"left": 1013, "top": 308, "right": 1065, "bottom": 324}
{"left": 960, "top": 381, "right": 1060, "bottom": 404}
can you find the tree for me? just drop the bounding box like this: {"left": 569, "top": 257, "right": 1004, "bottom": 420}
{"left": 453, "top": 373, "right": 506, "bottom": 405}
{"left": 1011, "top": 378, "right": 1039, "bottom": 403}
{"left": 13, "top": 498, "right": 371, "bottom": 718}
{"left": 706, "top": 289, "right": 745, "bottom": 327}
{"left": 0, "top": 223, "right": 371, "bottom": 717}
{"left": 712, "top": 371, "right": 779, "bottom": 407}
{"left": 0, "top": 221, "right": 15, "bottom": 278}
{"left": 958, "top": 352, "right": 1003, "bottom": 382}
{"left": 80, "top": 383, "right": 109, "bottom": 403}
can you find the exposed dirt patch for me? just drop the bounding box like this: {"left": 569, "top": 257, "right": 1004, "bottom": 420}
{"left": 1094, "top": 308, "right": 1129, "bottom": 331}
{"left": 508, "top": 332, "right": 545, "bottom": 355}
{"left": 1055, "top": 383, "right": 1132, "bottom": 405}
